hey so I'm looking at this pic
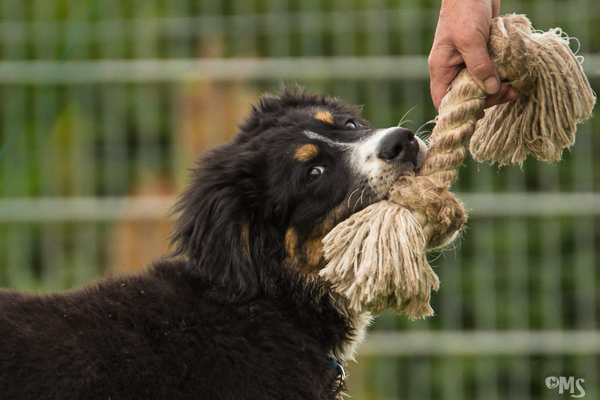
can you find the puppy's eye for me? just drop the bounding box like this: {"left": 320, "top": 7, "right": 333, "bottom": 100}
{"left": 345, "top": 120, "right": 357, "bottom": 129}
{"left": 307, "top": 166, "right": 325, "bottom": 183}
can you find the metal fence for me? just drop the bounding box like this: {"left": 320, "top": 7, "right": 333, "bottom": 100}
{"left": 0, "top": 1, "right": 598, "bottom": 399}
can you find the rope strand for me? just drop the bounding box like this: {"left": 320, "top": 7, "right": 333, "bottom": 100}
{"left": 321, "top": 14, "right": 596, "bottom": 319}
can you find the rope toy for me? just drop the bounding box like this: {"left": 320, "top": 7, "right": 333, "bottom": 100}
{"left": 320, "top": 14, "right": 596, "bottom": 319}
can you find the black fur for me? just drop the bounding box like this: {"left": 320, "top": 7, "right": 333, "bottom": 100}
{"left": 0, "top": 88, "right": 415, "bottom": 399}
{"left": 0, "top": 260, "right": 351, "bottom": 399}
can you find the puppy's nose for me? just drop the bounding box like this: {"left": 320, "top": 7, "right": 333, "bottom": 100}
{"left": 376, "top": 128, "right": 419, "bottom": 165}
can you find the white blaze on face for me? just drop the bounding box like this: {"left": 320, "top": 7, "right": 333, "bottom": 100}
{"left": 416, "top": 138, "right": 428, "bottom": 169}
{"left": 351, "top": 127, "right": 428, "bottom": 196}
{"left": 353, "top": 128, "right": 391, "bottom": 178}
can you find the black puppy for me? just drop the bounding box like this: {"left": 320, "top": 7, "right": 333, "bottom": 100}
{"left": 0, "top": 88, "right": 427, "bottom": 400}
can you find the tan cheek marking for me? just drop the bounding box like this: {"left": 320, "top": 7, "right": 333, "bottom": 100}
{"left": 294, "top": 144, "right": 319, "bottom": 162}
{"left": 286, "top": 204, "right": 352, "bottom": 274}
{"left": 304, "top": 237, "right": 324, "bottom": 272}
{"left": 240, "top": 219, "right": 250, "bottom": 261}
{"left": 321, "top": 203, "right": 350, "bottom": 234}
{"left": 315, "top": 110, "right": 334, "bottom": 125}
{"left": 300, "top": 206, "right": 346, "bottom": 272}
{"left": 285, "top": 227, "right": 299, "bottom": 258}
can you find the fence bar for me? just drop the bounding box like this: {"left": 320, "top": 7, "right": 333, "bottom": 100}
{"left": 0, "top": 55, "right": 597, "bottom": 84}
{"left": 3, "top": 192, "right": 600, "bottom": 222}
{"left": 360, "top": 331, "right": 600, "bottom": 356}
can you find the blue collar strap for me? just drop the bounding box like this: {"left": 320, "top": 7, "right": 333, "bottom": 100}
{"left": 327, "top": 355, "right": 346, "bottom": 383}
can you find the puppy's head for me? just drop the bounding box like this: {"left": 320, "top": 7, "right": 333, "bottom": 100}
{"left": 171, "top": 88, "right": 427, "bottom": 298}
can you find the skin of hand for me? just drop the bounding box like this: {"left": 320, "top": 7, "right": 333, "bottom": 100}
{"left": 428, "top": 0, "right": 518, "bottom": 112}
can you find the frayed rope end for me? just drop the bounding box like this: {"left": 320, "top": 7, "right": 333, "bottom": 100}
{"left": 320, "top": 202, "right": 440, "bottom": 319}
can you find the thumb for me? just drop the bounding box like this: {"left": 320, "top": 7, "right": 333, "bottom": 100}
{"left": 461, "top": 46, "right": 500, "bottom": 95}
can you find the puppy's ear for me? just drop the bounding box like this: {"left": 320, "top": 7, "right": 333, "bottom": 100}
{"left": 170, "top": 145, "right": 281, "bottom": 300}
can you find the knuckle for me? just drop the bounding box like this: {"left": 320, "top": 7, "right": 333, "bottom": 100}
{"left": 469, "top": 60, "right": 494, "bottom": 75}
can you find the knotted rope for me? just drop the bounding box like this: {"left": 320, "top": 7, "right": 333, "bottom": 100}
{"left": 320, "top": 14, "right": 596, "bottom": 319}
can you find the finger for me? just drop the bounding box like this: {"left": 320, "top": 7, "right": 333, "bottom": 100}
{"left": 483, "top": 84, "right": 508, "bottom": 108}
{"left": 503, "top": 87, "right": 519, "bottom": 102}
{"left": 462, "top": 46, "right": 500, "bottom": 96}
{"left": 430, "top": 81, "right": 444, "bottom": 112}
{"left": 492, "top": 0, "right": 501, "bottom": 18}
{"left": 428, "top": 54, "right": 464, "bottom": 111}
{"left": 483, "top": 84, "right": 519, "bottom": 108}
{"left": 430, "top": 70, "right": 458, "bottom": 111}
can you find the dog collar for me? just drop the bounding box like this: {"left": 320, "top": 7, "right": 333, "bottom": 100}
{"left": 327, "top": 355, "right": 346, "bottom": 383}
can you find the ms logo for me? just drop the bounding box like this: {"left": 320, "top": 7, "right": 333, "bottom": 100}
{"left": 546, "top": 376, "right": 585, "bottom": 398}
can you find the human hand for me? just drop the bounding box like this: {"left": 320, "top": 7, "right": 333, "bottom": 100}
{"left": 428, "top": 0, "right": 518, "bottom": 111}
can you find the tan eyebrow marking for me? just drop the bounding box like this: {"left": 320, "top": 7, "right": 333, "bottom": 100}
{"left": 294, "top": 144, "right": 319, "bottom": 162}
{"left": 314, "top": 110, "right": 334, "bottom": 125}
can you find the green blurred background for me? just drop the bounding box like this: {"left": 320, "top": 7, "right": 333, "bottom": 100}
{"left": 0, "top": 0, "right": 598, "bottom": 399}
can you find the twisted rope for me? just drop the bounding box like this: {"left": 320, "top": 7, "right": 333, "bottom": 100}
{"left": 320, "top": 14, "right": 596, "bottom": 319}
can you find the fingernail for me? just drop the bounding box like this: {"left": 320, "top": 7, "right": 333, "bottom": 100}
{"left": 483, "top": 77, "right": 500, "bottom": 94}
